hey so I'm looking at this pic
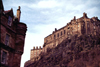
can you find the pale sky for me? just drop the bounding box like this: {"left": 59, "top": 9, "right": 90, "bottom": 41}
{"left": 2, "top": 0, "right": 100, "bottom": 67}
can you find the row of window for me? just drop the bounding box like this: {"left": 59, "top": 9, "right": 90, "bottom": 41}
{"left": 54, "top": 30, "right": 66, "bottom": 39}
{"left": 8, "top": 16, "right": 12, "bottom": 26}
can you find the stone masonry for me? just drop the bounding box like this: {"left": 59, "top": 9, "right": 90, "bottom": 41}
{"left": 42, "top": 13, "right": 100, "bottom": 53}
{"left": 0, "top": 0, "right": 27, "bottom": 67}
{"left": 25, "top": 12, "right": 100, "bottom": 67}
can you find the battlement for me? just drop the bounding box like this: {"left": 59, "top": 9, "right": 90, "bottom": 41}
{"left": 30, "top": 46, "right": 42, "bottom": 60}
{"left": 32, "top": 46, "right": 42, "bottom": 50}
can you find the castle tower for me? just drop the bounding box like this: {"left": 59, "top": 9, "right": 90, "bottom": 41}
{"left": 13, "top": 22, "right": 27, "bottom": 67}
{"left": 16, "top": 6, "right": 21, "bottom": 22}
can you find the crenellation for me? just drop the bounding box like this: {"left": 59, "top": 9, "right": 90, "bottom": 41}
{"left": 30, "top": 46, "right": 42, "bottom": 60}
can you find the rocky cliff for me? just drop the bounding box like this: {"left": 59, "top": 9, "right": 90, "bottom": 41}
{"left": 25, "top": 34, "right": 100, "bottom": 67}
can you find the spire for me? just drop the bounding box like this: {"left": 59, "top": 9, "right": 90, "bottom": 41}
{"left": 16, "top": 6, "right": 21, "bottom": 22}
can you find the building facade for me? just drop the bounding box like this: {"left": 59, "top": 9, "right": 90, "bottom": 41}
{"left": 0, "top": 0, "right": 27, "bottom": 67}
{"left": 30, "top": 46, "right": 42, "bottom": 60}
{"left": 42, "top": 13, "right": 100, "bottom": 53}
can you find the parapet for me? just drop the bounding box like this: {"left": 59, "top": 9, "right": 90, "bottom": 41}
{"left": 33, "top": 46, "right": 42, "bottom": 50}
{"left": 91, "top": 16, "right": 99, "bottom": 21}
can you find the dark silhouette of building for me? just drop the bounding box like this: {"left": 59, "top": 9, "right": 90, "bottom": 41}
{"left": 0, "top": 0, "right": 27, "bottom": 67}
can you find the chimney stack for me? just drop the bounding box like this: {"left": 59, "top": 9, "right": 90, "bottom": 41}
{"left": 16, "top": 6, "right": 21, "bottom": 22}
{"left": 83, "top": 12, "right": 87, "bottom": 18}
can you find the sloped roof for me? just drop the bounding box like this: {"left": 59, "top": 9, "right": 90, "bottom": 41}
{"left": 4, "top": 9, "right": 14, "bottom": 17}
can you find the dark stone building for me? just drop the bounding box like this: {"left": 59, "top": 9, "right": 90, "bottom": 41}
{"left": 0, "top": 0, "right": 27, "bottom": 67}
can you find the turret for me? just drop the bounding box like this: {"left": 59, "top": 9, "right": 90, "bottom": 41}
{"left": 16, "top": 6, "right": 21, "bottom": 22}
{"left": 15, "top": 22, "right": 27, "bottom": 54}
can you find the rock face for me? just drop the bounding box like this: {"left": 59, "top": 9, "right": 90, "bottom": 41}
{"left": 25, "top": 34, "right": 100, "bottom": 67}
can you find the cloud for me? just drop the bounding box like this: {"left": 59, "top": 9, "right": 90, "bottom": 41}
{"left": 2, "top": 0, "right": 100, "bottom": 67}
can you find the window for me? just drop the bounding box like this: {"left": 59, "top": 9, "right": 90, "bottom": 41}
{"left": 5, "top": 34, "right": 10, "bottom": 45}
{"left": 64, "top": 30, "right": 66, "bottom": 34}
{"left": 61, "top": 31, "right": 62, "bottom": 35}
{"left": 1, "top": 51, "right": 7, "bottom": 64}
{"left": 88, "top": 25, "right": 89, "bottom": 27}
{"left": 68, "top": 27, "right": 70, "bottom": 29}
{"left": 54, "top": 35, "right": 56, "bottom": 39}
{"left": 94, "top": 26, "right": 95, "bottom": 29}
{"left": 8, "top": 16, "right": 12, "bottom": 26}
{"left": 57, "top": 33, "right": 59, "bottom": 37}
{"left": 78, "top": 25, "right": 79, "bottom": 27}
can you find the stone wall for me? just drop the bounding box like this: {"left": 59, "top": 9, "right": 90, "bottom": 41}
{"left": 43, "top": 13, "right": 100, "bottom": 53}
{"left": 30, "top": 46, "right": 42, "bottom": 60}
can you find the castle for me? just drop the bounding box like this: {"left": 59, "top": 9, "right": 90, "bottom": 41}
{"left": 29, "top": 12, "right": 100, "bottom": 63}
{"left": 0, "top": 0, "right": 27, "bottom": 67}
{"left": 42, "top": 13, "right": 100, "bottom": 53}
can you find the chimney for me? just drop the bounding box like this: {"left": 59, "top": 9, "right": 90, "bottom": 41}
{"left": 16, "top": 6, "right": 21, "bottom": 22}
{"left": 83, "top": 12, "right": 87, "bottom": 18}
{"left": 55, "top": 28, "right": 57, "bottom": 31}
{"left": 73, "top": 16, "right": 76, "bottom": 20}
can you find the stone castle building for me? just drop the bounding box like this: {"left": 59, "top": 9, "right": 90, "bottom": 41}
{"left": 42, "top": 13, "right": 100, "bottom": 53}
{"left": 29, "top": 12, "right": 100, "bottom": 61}
{"left": 30, "top": 46, "right": 42, "bottom": 60}
{"left": 0, "top": 0, "right": 27, "bottom": 67}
